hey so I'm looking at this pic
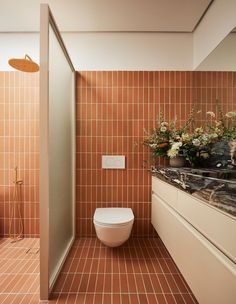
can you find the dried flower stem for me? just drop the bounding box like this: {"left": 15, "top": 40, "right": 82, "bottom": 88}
{"left": 216, "top": 99, "right": 225, "bottom": 127}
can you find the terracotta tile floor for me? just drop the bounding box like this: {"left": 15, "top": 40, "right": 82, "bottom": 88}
{"left": 0, "top": 238, "right": 39, "bottom": 304}
{"left": 51, "top": 238, "right": 198, "bottom": 304}
{"left": 0, "top": 237, "right": 198, "bottom": 303}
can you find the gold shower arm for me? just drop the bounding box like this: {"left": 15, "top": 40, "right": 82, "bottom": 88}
{"left": 25, "top": 54, "right": 33, "bottom": 61}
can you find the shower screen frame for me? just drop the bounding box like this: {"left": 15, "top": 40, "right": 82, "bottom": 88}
{"left": 39, "top": 4, "right": 76, "bottom": 300}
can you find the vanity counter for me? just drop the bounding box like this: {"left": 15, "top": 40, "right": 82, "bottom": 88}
{"left": 152, "top": 167, "right": 236, "bottom": 218}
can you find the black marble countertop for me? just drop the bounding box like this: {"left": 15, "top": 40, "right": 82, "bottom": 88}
{"left": 152, "top": 167, "right": 236, "bottom": 219}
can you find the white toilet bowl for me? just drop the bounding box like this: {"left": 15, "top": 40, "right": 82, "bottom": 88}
{"left": 93, "top": 208, "right": 134, "bottom": 247}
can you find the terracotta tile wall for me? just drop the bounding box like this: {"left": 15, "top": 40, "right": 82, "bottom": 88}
{"left": 0, "top": 71, "right": 234, "bottom": 239}
{"left": 76, "top": 71, "right": 194, "bottom": 237}
{"left": 0, "top": 72, "right": 39, "bottom": 237}
{"left": 76, "top": 71, "right": 236, "bottom": 237}
{"left": 193, "top": 71, "right": 236, "bottom": 125}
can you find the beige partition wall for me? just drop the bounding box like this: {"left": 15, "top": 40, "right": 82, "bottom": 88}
{"left": 40, "top": 4, "right": 76, "bottom": 300}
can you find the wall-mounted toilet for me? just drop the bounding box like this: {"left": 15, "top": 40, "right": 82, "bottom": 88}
{"left": 93, "top": 208, "right": 134, "bottom": 247}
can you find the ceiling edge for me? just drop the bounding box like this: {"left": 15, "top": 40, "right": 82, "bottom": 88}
{"left": 192, "top": 0, "right": 215, "bottom": 32}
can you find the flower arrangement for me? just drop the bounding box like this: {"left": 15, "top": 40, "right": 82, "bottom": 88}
{"left": 143, "top": 115, "right": 171, "bottom": 157}
{"left": 144, "top": 107, "right": 196, "bottom": 160}
{"left": 205, "top": 107, "right": 236, "bottom": 143}
{"left": 144, "top": 104, "right": 236, "bottom": 167}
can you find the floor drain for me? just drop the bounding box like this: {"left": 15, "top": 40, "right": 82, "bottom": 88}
{"left": 26, "top": 248, "right": 39, "bottom": 254}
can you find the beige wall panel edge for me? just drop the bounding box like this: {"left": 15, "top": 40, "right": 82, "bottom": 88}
{"left": 39, "top": 4, "right": 50, "bottom": 301}
{"left": 193, "top": 0, "right": 236, "bottom": 69}
{"left": 40, "top": 3, "right": 76, "bottom": 300}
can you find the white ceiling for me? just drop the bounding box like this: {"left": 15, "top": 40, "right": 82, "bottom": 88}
{"left": 0, "top": 0, "right": 213, "bottom": 32}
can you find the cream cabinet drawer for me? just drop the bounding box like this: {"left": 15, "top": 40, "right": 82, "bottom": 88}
{"left": 151, "top": 194, "right": 158, "bottom": 232}
{"left": 152, "top": 193, "right": 236, "bottom": 304}
{"left": 178, "top": 191, "right": 236, "bottom": 263}
{"left": 152, "top": 177, "right": 178, "bottom": 210}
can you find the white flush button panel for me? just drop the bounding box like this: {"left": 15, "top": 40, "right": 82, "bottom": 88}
{"left": 102, "top": 155, "right": 126, "bottom": 169}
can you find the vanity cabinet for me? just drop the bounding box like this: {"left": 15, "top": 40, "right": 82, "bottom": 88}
{"left": 152, "top": 176, "right": 236, "bottom": 304}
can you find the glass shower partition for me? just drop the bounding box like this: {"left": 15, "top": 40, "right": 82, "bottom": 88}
{"left": 40, "top": 4, "right": 76, "bottom": 300}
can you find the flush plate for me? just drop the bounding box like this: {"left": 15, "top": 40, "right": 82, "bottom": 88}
{"left": 102, "top": 155, "right": 125, "bottom": 169}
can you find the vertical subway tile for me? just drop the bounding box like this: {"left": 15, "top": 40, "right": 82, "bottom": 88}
{"left": 0, "top": 72, "right": 39, "bottom": 237}
{"left": 75, "top": 70, "right": 234, "bottom": 238}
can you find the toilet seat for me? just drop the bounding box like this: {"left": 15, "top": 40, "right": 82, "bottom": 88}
{"left": 93, "top": 207, "right": 134, "bottom": 247}
{"left": 93, "top": 208, "right": 134, "bottom": 227}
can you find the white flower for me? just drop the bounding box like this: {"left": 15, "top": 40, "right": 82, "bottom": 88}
{"left": 206, "top": 111, "right": 216, "bottom": 118}
{"left": 204, "top": 134, "right": 210, "bottom": 139}
{"left": 181, "top": 133, "right": 190, "bottom": 141}
{"left": 172, "top": 142, "right": 182, "bottom": 150}
{"left": 195, "top": 127, "right": 204, "bottom": 134}
{"left": 209, "top": 133, "right": 218, "bottom": 139}
{"left": 201, "top": 134, "right": 209, "bottom": 142}
{"left": 225, "top": 111, "right": 236, "bottom": 118}
{"left": 214, "top": 127, "right": 221, "bottom": 133}
{"left": 167, "top": 149, "right": 178, "bottom": 158}
{"left": 192, "top": 139, "right": 201, "bottom": 146}
{"left": 161, "top": 122, "right": 168, "bottom": 126}
{"left": 160, "top": 126, "right": 167, "bottom": 132}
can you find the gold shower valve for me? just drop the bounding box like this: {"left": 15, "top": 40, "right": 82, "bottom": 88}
{"left": 14, "top": 180, "right": 23, "bottom": 185}
{"left": 13, "top": 166, "right": 23, "bottom": 185}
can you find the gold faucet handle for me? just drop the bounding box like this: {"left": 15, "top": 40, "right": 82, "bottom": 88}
{"left": 13, "top": 167, "right": 23, "bottom": 184}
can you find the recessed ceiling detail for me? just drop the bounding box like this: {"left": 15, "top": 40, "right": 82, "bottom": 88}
{"left": 0, "top": 0, "right": 213, "bottom": 32}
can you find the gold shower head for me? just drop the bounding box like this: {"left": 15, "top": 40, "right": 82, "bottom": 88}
{"left": 8, "top": 54, "right": 39, "bottom": 73}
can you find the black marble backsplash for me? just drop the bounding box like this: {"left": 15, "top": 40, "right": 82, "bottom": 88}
{"left": 152, "top": 167, "right": 236, "bottom": 218}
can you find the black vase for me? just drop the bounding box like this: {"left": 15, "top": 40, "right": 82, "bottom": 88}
{"left": 207, "top": 141, "right": 231, "bottom": 169}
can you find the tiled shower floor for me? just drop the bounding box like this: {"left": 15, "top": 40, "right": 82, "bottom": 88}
{"left": 0, "top": 238, "right": 39, "bottom": 304}
{"left": 0, "top": 237, "right": 198, "bottom": 303}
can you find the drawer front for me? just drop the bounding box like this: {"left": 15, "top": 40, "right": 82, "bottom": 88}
{"left": 151, "top": 194, "right": 158, "bottom": 232}
{"left": 152, "top": 177, "right": 178, "bottom": 209}
{"left": 152, "top": 194, "right": 236, "bottom": 304}
{"left": 178, "top": 191, "right": 236, "bottom": 263}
